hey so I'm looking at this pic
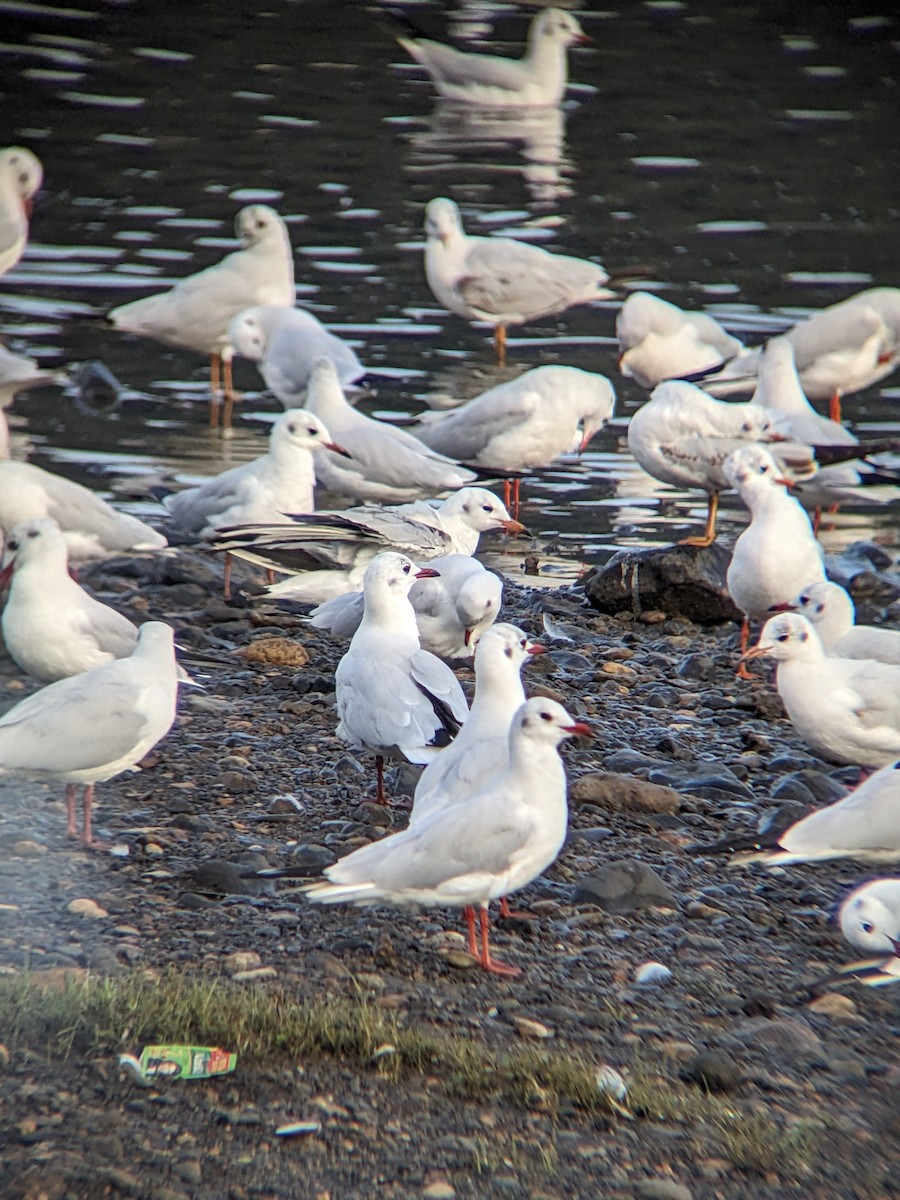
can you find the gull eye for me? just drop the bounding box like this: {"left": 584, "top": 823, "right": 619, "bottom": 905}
{"left": 799, "top": 594, "right": 810, "bottom": 605}
{"left": 861, "top": 921, "right": 874, "bottom": 934}
{"left": 7, "top": 538, "right": 19, "bottom": 551}
{"left": 481, "top": 504, "right": 494, "bottom": 514}
{"left": 27, "top": 529, "right": 39, "bottom": 539}
{"left": 777, "top": 633, "right": 789, "bottom": 643}
{"left": 540, "top": 710, "right": 553, "bottom": 722}
{"left": 306, "top": 427, "right": 318, "bottom": 437}
{"left": 402, "top": 563, "right": 411, "bottom": 574}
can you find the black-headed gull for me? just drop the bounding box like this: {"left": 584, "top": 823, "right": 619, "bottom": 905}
{"left": 706, "top": 287, "right": 900, "bottom": 421}
{"left": 309, "top": 553, "right": 502, "bottom": 661}
{"left": 164, "top": 409, "right": 345, "bottom": 539}
{"left": 412, "top": 622, "right": 543, "bottom": 824}
{"left": 412, "top": 365, "right": 615, "bottom": 515}
{"left": 744, "top": 613, "right": 900, "bottom": 769}
{"left": 396, "top": 8, "right": 588, "bottom": 109}
{"left": 0, "top": 621, "right": 178, "bottom": 846}
{"left": 0, "top": 517, "right": 138, "bottom": 681}
{"left": 626, "top": 380, "right": 804, "bottom": 546}
{"left": 108, "top": 205, "right": 294, "bottom": 427}
{"left": 837, "top": 879, "right": 900, "bottom": 986}
{"left": 616, "top": 292, "right": 744, "bottom": 390}
{"left": 724, "top": 444, "right": 826, "bottom": 663}
{"left": 792, "top": 581, "right": 900, "bottom": 666}
{"left": 227, "top": 304, "right": 365, "bottom": 401}
{"left": 0, "top": 460, "right": 167, "bottom": 561}
{"left": 424, "top": 197, "right": 612, "bottom": 365}
{"left": 218, "top": 486, "right": 524, "bottom": 604}
{"left": 0, "top": 146, "right": 42, "bottom": 276}
{"left": 732, "top": 760, "right": 900, "bottom": 866}
{"left": 305, "top": 697, "right": 589, "bottom": 976}
{"left": 299, "top": 357, "right": 476, "bottom": 504}
{"left": 334, "top": 551, "right": 469, "bottom": 804}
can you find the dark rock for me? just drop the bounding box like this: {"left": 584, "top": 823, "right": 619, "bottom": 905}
{"left": 647, "top": 763, "right": 753, "bottom": 800}
{"left": 725, "top": 1017, "right": 828, "bottom": 1067}
{"left": 582, "top": 543, "right": 740, "bottom": 625}
{"left": 288, "top": 844, "right": 338, "bottom": 874}
{"left": 681, "top": 1048, "right": 743, "bottom": 1092}
{"left": 742, "top": 990, "right": 778, "bottom": 1018}
{"left": 770, "top": 777, "right": 817, "bottom": 805}
{"left": 571, "top": 861, "right": 676, "bottom": 911}
{"left": 191, "top": 860, "right": 260, "bottom": 897}
{"left": 216, "top": 769, "right": 256, "bottom": 793}
{"left": 153, "top": 556, "right": 218, "bottom": 587}
{"left": 570, "top": 772, "right": 681, "bottom": 815}
{"left": 676, "top": 653, "right": 716, "bottom": 681}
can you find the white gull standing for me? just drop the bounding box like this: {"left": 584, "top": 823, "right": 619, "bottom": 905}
{"left": 743, "top": 613, "right": 900, "bottom": 769}
{"left": 412, "top": 365, "right": 615, "bottom": 515}
{"left": 424, "top": 197, "right": 612, "bottom": 365}
{"left": 0, "top": 146, "right": 42, "bottom": 277}
{"left": 334, "top": 552, "right": 469, "bottom": 805}
{"left": 228, "top": 304, "right": 366, "bottom": 402}
{"left": 299, "top": 357, "right": 476, "bottom": 503}
{"left": 0, "top": 621, "right": 178, "bottom": 846}
{"left": 108, "top": 205, "right": 294, "bottom": 427}
{"left": 626, "top": 380, "right": 805, "bottom": 546}
{"left": 396, "top": 8, "right": 589, "bottom": 109}
{"left": 724, "top": 445, "right": 826, "bottom": 663}
{"left": 217, "top": 486, "right": 524, "bottom": 604}
{"left": 836, "top": 879, "right": 900, "bottom": 986}
{"left": 0, "top": 517, "right": 139, "bottom": 681}
{"left": 304, "top": 698, "right": 589, "bottom": 976}
{"left": 791, "top": 581, "right": 900, "bottom": 666}
{"left": 0, "top": 460, "right": 167, "bottom": 561}
{"left": 309, "top": 553, "right": 502, "bottom": 661}
{"left": 616, "top": 292, "right": 744, "bottom": 389}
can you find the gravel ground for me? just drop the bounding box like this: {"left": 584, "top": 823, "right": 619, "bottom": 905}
{"left": 0, "top": 545, "right": 898, "bottom": 1200}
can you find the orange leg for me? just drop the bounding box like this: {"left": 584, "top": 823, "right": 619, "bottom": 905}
{"left": 499, "top": 895, "right": 537, "bottom": 922}
{"left": 464, "top": 906, "right": 478, "bottom": 958}
{"left": 222, "top": 356, "right": 238, "bottom": 429}
{"left": 66, "top": 783, "right": 79, "bottom": 839}
{"left": 829, "top": 389, "right": 842, "bottom": 424}
{"left": 81, "top": 783, "right": 96, "bottom": 847}
{"left": 375, "top": 755, "right": 387, "bottom": 806}
{"left": 512, "top": 478, "right": 521, "bottom": 521}
{"left": 503, "top": 478, "right": 511, "bottom": 511}
{"left": 223, "top": 552, "right": 233, "bottom": 601}
{"left": 736, "top": 616, "right": 754, "bottom": 680}
{"left": 266, "top": 568, "right": 276, "bottom": 585}
{"left": 679, "top": 492, "right": 718, "bottom": 548}
{"left": 209, "top": 354, "right": 222, "bottom": 428}
{"left": 493, "top": 324, "right": 507, "bottom": 368}
{"left": 477, "top": 906, "right": 520, "bottom": 977}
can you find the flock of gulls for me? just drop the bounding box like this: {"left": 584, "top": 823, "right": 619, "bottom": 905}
{"left": 1, "top": 9, "right": 900, "bottom": 984}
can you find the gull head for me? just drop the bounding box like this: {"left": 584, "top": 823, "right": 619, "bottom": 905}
{"left": 0, "top": 515, "right": 67, "bottom": 583}
{"left": 228, "top": 307, "right": 268, "bottom": 361}
{"left": 457, "top": 572, "right": 503, "bottom": 646}
{"left": 839, "top": 881, "right": 900, "bottom": 956}
{"left": 425, "top": 198, "right": 463, "bottom": 249}
{"left": 474, "top": 623, "right": 545, "bottom": 675}
{"left": 0, "top": 146, "right": 43, "bottom": 202}
{"left": 271, "top": 408, "right": 348, "bottom": 457}
{"left": 512, "top": 697, "right": 591, "bottom": 748}
{"left": 533, "top": 8, "right": 590, "bottom": 48}
{"left": 362, "top": 551, "right": 434, "bottom": 600}
{"left": 235, "top": 203, "right": 285, "bottom": 248}
{"left": 793, "top": 581, "right": 855, "bottom": 631}
{"left": 723, "top": 444, "right": 792, "bottom": 493}
{"left": 444, "top": 487, "right": 527, "bottom": 536}
{"left": 744, "top": 612, "right": 823, "bottom": 664}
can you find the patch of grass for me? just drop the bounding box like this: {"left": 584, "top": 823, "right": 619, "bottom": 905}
{"left": 714, "top": 1109, "right": 819, "bottom": 1177}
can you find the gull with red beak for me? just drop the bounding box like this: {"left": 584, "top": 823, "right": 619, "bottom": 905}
{"left": 334, "top": 552, "right": 469, "bottom": 805}
{"left": 412, "top": 365, "right": 615, "bottom": 517}
{"left": 396, "top": 8, "right": 591, "bottom": 109}
{"left": 724, "top": 444, "right": 826, "bottom": 671}
{"left": 304, "top": 698, "right": 589, "bottom": 977}
{"left": 424, "top": 197, "right": 613, "bottom": 366}
{"left": 309, "top": 553, "right": 501, "bottom": 662}
{"left": 0, "top": 146, "right": 42, "bottom": 277}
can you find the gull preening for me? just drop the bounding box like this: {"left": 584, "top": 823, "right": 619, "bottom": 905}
{"left": 309, "top": 553, "right": 502, "bottom": 661}
{"left": 724, "top": 445, "right": 826, "bottom": 659}
{"left": 616, "top": 292, "right": 744, "bottom": 390}
{"left": 334, "top": 552, "right": 469, "bottom": 804}
{"left": 745, "top": 613, "right": 900, "bottom": 769}
{"left": 0, "top": 146, "right": 43, "bottom": 277}
{"left": 300, "top": 357, "right": 477, "bottom": 504}
{"left": 626, "top": 380, "right": 801, "bottom": 546}
{"left": 164, "top": 409, "right": 344, "bottom": 539}
{"left": 0, "top": 621, "right": 179, "bottom": 846}
{"left": 412, "top": 365, "right": 615, "bottom": 514}
{"left": 0, "top": 460, "right": 167, "bottom": 561}
{"left": 424, "top": 197, "right": 612, "bottom": 365}
{"left": 228, "top": 304, "right": 366, "bottom": 402}
{"left": 792, "top": 581, "right": 900, "bottom": 665}
{"left": 306, "top": 698, "right": 588, "bottom": 976}
{"left": 836, "top": 879, "right": 900, "bottom": 986}
{"left": 108, "top": 205, "right": 294, "bottom": 427}
{"left": 218, "top": 486, "right": 523, "bottom": 604}
{"left": 396, "top": 8, "right": 589, "bottom": 109}
{"left": 0, "top": 517, "right": 139, "bottom": 681}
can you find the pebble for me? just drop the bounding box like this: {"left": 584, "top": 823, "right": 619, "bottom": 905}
{"left": 223, "top": 950, "right": 262, "bottom": 973}
{"left": 633, "top": 1180, "right": 693, "bottom": 1200}
{"left": 511, "top": 1016, "right": 554, "bottom": 1040}
{"left": 12, "top": 839, "right": 47, "bottom": 856}
{"left": 681, "top": 1048, "right": 743, "bottom": 1092}
{"left": 570, "top": 861, "right": 676, "bottom": 912}
{"left": 633, "top": 962, "right": 673, "bottom": 986}
{"left": 726, "top": 1017, "right": 828, "bottom": 1067}
{"left": 66, "top": 898, "right": 109, "bottom": 919}
{"left": 569, "top": 772, "right": 681, "bottom": 815}
{"left": 422, "top": 1183, "right": 456, "bottom": 1199}
{"left": 807, "top": 993, "right": 858, "bottom": 1018}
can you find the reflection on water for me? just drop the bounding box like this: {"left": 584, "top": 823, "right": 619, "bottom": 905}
{"left": 0, "top": 0, "right": 897, "bottom": 584}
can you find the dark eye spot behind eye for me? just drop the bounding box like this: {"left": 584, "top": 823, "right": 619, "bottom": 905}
{"left": 504, "top": 647, "right": 513, "bottom": 658}
{"left": 27, "top": 530, "right": 38, "bottom": 539}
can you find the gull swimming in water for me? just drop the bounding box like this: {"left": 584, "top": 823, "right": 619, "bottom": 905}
{"left": 424, "top": 197, "right": 612, "bottom": 365}
{"left": 108, "top": 205, "right": 294, "bottom": 427}
{"left": 396, "top": 8, "right": 589, "bottom": 109}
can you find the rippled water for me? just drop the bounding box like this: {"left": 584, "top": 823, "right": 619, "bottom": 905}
{"left": 1, "top": 0, "right": 898, "bottom": 581}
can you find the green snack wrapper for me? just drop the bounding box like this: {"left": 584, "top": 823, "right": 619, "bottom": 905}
{"left": 137, "top": 1044, "right": 237, "bottom": 1080}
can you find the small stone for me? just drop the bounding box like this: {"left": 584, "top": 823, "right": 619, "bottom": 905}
{"left": 237, "top": 637, "right": 310, "bottom": 667}
{"left": 175, "top": 1160, "right": 202, "bottom": 1186}
{"left": 571, "top": 861, "right": 676, "bottom": 912}
{"left": 807, "top": 993, "right": 858, "bottom": 1017}
{"left": 634, "top": 1182, "right": 693, "bottom": 1200}
{"left": 0, "top": 1043, "right": 9, "bottom": 1068}
{"left": 216, "top": 769, "right": 256, "bottom": 793}
{"left": 223, "top": 950, "right": 262, "bottom": 974}
{"left": 570, "top": 772, "right": 681, "bottom": 815}
{"left": 66, "top": 898, "right": 109, "bottom": 919}
{"left": 144, "top": 842, "right": 164, "bottom": 857}
{"left": 232, "top": 967, "right": 278, "bottom": 982}
{"left": 681, "top": 1049, "right": 743, "bottom": 1092}
{"left": 726, "top": 1017, "right": 827, "bottom": 1067}
{"left": 634, "top": 961, "right": 672, "bottom": 986}
{"left": 600, "top": 660, "right": 636, "bottom": 677}
{"left": 12, "top": 840, "right": 47, "bottom": 856}
{"left": 511, "top": 1016, "right": 554, "bottom": 1040}
{"left": 423, "top": 1183, "right": 456, "bottom": 1199}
